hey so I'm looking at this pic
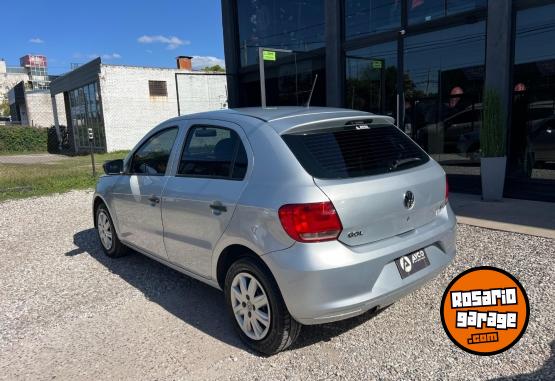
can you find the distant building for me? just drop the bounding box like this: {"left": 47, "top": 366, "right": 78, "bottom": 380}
{"left": 7, "top": 82, "right": 66, "bottom": 127}
{"left": 50, "top": 56, "right": 228, "bottom": 153}
{"left": 2, "top": 54, "right": 62, "bottom": 126}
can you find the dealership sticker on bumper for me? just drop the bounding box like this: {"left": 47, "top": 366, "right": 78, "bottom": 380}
{"left": 395, "top": 249, "right": 430, "bottom": 279}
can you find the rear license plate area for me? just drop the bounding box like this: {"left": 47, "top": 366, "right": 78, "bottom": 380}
{"left": 395, "top": 249, "right": 430, "bottom": 279}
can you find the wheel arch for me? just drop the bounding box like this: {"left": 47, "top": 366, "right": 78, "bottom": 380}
{"left": 92, "top": 195, "right": 120, "bottom": 235}
{"left": 215, "top": 244, "right": 275, "bottom": 290}
{"left": 93, "top": 196, "right": 105, "bottom": 227}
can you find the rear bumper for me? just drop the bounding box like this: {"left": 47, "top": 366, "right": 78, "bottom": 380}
{"left": 262, "top": 204, "right": 457, "bottom": 325}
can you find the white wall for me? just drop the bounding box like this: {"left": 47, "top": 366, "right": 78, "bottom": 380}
{"left": 24, "top": 91, "right": 67, "bottom": 127}
{"left": 100, "top": 65, "right": 228, "bottom": 152}
{"left": 0, "top": 72, "right": 28, "bottom": 104}
{"left": 176, "top": 73, "right": 228, "bottom": 114}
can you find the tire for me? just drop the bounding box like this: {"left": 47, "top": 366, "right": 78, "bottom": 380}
{"left": 224, "top": 257, "right": 301, "bottom": 355}
{"left": 95, "top": 203, "right": 128, "bottom": 258}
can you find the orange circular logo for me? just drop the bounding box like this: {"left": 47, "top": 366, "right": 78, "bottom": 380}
{"left": 440, "top": 267, "right": 529, "bottom": 356}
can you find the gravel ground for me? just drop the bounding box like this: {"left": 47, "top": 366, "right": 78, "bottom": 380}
{"left": 0, "top": 190, "right": 553, "bottom": 380}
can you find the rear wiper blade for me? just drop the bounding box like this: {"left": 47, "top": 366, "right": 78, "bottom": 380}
{"left": 390, "top": 157, "right": 422, "bottom": 170}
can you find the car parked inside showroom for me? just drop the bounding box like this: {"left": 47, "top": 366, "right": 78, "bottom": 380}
{"left": 94, "top": 107, "right": 456, "bottom": 354}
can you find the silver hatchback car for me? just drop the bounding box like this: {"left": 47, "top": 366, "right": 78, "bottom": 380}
{"left": 94, "top": 107, "right": 456, "bottom": 354}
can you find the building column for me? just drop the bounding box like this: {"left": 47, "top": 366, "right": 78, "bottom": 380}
{"left": 221, "top": 0, "right": 241, "bottom": 108}
{"left": 51, "top": 94, "right": 62, "bottom": 151}
{"left": 484, "top": 0, "right": 513, "bottom": 147}
{"left": 325, "top": 0, "right": 344, "bottom": 107}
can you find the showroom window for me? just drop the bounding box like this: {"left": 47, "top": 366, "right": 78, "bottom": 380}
{"left": 345, "top": 0, "right": 401, "bottom": 40}
{"left": 404, "top": 21, "right": 486, "bottom": 169}
{"left": 509, "top": 4, "right": 555, "bottom": 183}
{"left": 240, "top": 53, "right": 326, "bottom": 107}
{"left": 408, "top": 0, "right": 487, "bottom": 25}
{"left": 237, "top": 0, "right": 325, "bottom": 67}
{"left": 346, "top": 41, "right": 398, "bottom": 118}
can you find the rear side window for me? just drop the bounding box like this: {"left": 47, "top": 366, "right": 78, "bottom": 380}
{"left": 178, "top": 126, "right": 248, "bottom": 180}
{"left": 283, "top": 123, "right": 429, "bottom": 179}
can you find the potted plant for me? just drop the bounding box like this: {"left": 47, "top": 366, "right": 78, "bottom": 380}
{"left": 480, "top": 89, "right": 506, "bottom": 201}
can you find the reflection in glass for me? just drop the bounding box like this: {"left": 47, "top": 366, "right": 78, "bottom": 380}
{"left": 346, "top": 42, "right": 397, "bottom": 119}
{"left": 404, "top": 22, "right": 485, "bottom": 174}
{"left": 262, "top": 53, "right": 326, "bottom": 107}
{"left": 237, "top": 0, "right": 325, "bottom": 67}
{"left": 345, "top": 0, "right": 401, "bottom": 39}
{"left": 510, "top": 5, "right": 555, "bottom": 183}
{"left": 408, "top": 0, "right": 486, "bottom": 25}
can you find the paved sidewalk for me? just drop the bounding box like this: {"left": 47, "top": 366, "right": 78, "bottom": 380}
{"left": 0, "top": 153, "right": 68, "bottom": 164}
{"left": 450, "top": 192, "right": 555, "bottom": 239}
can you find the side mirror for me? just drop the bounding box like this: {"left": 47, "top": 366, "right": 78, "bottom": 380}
{"left": 103, "top": 159, "right": 124, "bottom": 175}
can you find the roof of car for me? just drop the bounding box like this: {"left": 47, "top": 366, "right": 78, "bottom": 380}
{"left": 173, "top": 107, "right": 366, "bottom": 122}
{"left": 164, "top": 107, "right": 394, "bottom": 134}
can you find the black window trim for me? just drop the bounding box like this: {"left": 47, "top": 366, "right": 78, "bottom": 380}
{"left": 126, "top": 126, "right": 179, "bottom": 176}
{"left": 176, "top": 124, "right": 248, "bottom": 181}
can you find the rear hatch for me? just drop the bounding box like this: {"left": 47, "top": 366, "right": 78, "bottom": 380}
{"left": 282, "top": 119, "right": 446, "bottom": 246}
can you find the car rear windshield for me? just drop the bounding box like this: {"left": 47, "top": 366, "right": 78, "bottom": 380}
{"left": 282, "top": 122, "right": 430, "bottom": 179}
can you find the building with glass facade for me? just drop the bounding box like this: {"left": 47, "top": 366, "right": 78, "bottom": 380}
{"left": 50, "top": 57, "right": 228, "bottom": 154}
{"left": 221, "top": 0, "right": 555, "bottom": 201}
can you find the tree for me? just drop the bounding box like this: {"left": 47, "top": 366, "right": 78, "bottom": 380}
{"left": 202, "top": 65, "right": 225, "bottom": 73}
{"left": 0, "top": 99, "right": 10, "bottom": 117}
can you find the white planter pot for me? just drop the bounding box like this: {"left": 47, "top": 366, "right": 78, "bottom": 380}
{"left": 480, "top": 156, "right": 507, "bottom": 201}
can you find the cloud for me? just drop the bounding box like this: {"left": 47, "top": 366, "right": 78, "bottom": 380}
{"left": 102, "top": 53, "right": 122, "bottom": 60}
{"left": 191, "top": 56, "right": 225, "bottom": 70}
{"left": 86, "top": 53, "right": 122, "bottom": 60}
{"left": 137, "top": 35, "right": 190, "bottom": 50}
{"left": 29, "top": 38, "right": 44, "bottom": 44}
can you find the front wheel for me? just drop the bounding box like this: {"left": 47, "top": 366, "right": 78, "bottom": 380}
{"left": 96, "top": 203, "right": 128, "bottom": 258}
{"left": 224, "top": 258, "right": 301, "bottom": 355}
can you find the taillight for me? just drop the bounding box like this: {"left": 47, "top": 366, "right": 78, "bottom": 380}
{"left": 445, "top": 176, "right": 449, "bottom": 201}
{"left": 278, "top": 202, "right": 343, "bottom": 243}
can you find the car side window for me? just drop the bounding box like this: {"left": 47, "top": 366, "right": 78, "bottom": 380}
{"left": 178, "top": 125, "right": 248, "bottom": 180}
{"left": 129, "top": 127, "right": 179, "bottom": 175}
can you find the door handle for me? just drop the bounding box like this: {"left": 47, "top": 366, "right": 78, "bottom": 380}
{"left": 148, "top": 195, "right": 160, "bottom": 204}
{"left": 209, "top": 202, "right": 227, "bottom": 213}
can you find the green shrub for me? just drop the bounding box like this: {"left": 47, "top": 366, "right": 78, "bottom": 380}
{"left": 0, "top": 126, "right": 48, "bottom": 154}
{"left": 480, "top": 89, "right": 506, "bottom": 157}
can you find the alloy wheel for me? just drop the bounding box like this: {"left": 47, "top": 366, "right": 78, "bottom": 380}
{"left": 230, "top": 272, "right": 271, "bottom": 340}
{"left": 97, "top": 211, "right": 113, "bottom": 250}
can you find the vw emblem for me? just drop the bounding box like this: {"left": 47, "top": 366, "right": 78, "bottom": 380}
{"left": 404, "top": 191, "right": 415, "bottom": 209}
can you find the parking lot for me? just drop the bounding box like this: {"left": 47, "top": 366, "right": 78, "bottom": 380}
{"left": 0, "top": 190, "right": 553, "bottom": 380}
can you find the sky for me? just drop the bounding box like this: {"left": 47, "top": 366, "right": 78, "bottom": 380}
{"left": 0, "top": 0, "right": 224, "bottom": 75}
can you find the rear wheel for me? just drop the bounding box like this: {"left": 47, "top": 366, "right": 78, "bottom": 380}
{"left": 224, "top": 258, "right": 301, "bottom": 355}
{"left": 96, "top": 204, "right": 128, "bottom": 258}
